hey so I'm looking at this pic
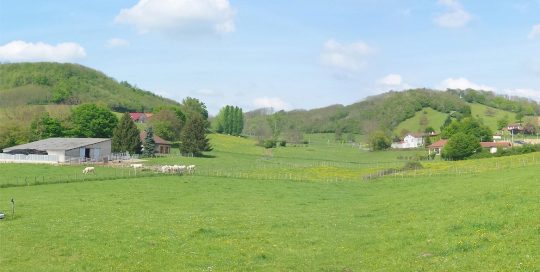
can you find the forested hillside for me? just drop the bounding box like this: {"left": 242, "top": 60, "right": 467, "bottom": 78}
{"left": 0, "top": 62, "right": 179, "bottom": 111}
{"left": 245, "top": 89, "right": 471, "bottom": 136}
{"left": 244, "top": 88, "right": 540, "bottom": 139}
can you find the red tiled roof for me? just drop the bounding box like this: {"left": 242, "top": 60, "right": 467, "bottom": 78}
{"left": 140, "top": 131, "right": 172, "bottom": 145}
{"left": 428, "top": 139, "right": 448, "bottom": 148}
{"left": 130, "top": 113, "right": 144, "bottom": 121}
{"left": 480, "top": 141, "right": 511, "bottom": 148}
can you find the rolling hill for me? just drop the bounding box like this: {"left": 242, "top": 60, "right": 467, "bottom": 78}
{"left": 0, "top": 62, "right": 180, "bottom": 111}
{"left": 245, "top": 88, "right": 540, "bottom": 137}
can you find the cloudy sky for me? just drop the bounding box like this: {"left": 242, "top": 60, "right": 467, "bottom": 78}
{"left": 2, "top": 0, "right": 540, "bottom": 114}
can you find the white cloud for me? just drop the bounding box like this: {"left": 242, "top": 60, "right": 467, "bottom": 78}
{"left": 438, "top": 77, "right": 495, "bottom": 91}
{"left": 378, "top": 74, "right": 403, "bottom": 86}
{"left": 105, "top": 38, "right": 130, "bottom": 48}
{"left": 253, "top": 97, "right": 289, "bottom": 111}
{"left": 528, "top": 24, "right": 540, "bottom": 39}
{"left": 0, "top": 41, "right": 86, "bottom": 62}
{"left": 320, "top": 39, "right": 375, "bottom": 72}
{"left": 377, "top": 74, "right": 412, "bottom": 91}
{"left": 115, "top": 0, "right": 235, "bottom": 35}
{"left": 502, "top": 88, "right": 540, "bottom": 101}
{"left": 435, "top": 0, "right": 471, "bottom": 28}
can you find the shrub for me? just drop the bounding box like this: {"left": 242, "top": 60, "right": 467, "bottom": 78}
{"left": 402, "top": 161, "right": 423, "bottom": 170}
{"left": 279, "top": 140, "right": 286, "bottom": 147}
{"left": 263, "top": 139, "right": 277, "bottom": 149}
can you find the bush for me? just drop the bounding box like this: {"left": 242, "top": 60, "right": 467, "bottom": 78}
{"left": 279, "top": 140, "right": 286, "bottom": 147}
{"left": 263, "top": 139, "right": 277, "bottom": 149}
{"left": 402, "top": 161, "right": 423, "bottom": 170}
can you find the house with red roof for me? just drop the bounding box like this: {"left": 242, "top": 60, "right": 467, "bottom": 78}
{"left": 129, "top": 113, "right": 153, "bottom": 123}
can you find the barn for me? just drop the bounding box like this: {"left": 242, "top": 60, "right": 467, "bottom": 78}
{"left": 2, "top": 138, "right": 111, "bottom": 163}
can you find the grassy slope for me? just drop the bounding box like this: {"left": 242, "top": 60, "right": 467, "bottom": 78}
{"left": 1, "top": 135, "right": 540, "bottom": 270}
{"left": 470, "top": 103, "right": 517, "bottom": 132}
{"left": 0, "top": 62, "right": 180, "bottom": 111}
{"left": 394, "top": 107, "right": 447, "bottom": 134}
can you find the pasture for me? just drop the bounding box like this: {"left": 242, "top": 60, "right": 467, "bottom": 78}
{"left": 0, "top": 134, "right": 539, "bottom": 270}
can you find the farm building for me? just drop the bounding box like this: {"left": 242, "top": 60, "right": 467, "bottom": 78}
{"left": 391, "top": 133, "right": 425, "bottom": 149}
{"left": 428, "top": 139, "right": 511, "bottom": 155}
{"left": 129, "top": 112, "right": 153, "bottom": 123}
{"left": 480, "top": 141, "right": 512, "bottom": 154}
{"left": 140, "top": 131, "right": 172, "bottom": 154}
{"left": 2, "top": 138, "right": 111, "bottom": 163}
{"left": 428, "top": 139, "right": 448, "bottom": 155}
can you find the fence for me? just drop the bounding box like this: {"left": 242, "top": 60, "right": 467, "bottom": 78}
{"left": 0, "top": 153, "right": 59, "bottom": 164}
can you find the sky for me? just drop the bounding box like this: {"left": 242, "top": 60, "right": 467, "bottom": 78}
{"left": 2, "top": 0, "right": 540, "bottom": 114}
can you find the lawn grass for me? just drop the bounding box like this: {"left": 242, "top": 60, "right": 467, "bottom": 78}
{"left": 1, "top": 134, "right": 540, "bottom": 270}
{"left": 1, "top": 166, "right": 539, "bottom": 271}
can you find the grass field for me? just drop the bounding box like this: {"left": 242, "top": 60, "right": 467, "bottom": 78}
{"left": 394, "top": 107, "right": 447, "bottom": 134}
{"left": 470, "top": 103, "right": 516, "bottom": 132}
{"left": 1, "top": 134, "right": 540, "bottom": 270}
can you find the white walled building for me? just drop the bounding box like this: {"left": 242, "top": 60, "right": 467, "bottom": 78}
{"left": 391, "top": 133, "right": 425, "bottom": 149}
{"left": 2, "top": 138, "right": 111, "bottom": 163}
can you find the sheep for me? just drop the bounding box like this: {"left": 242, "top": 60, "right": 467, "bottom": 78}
{"left": 82, "top": 166, "right": 95, "bottom": 174}
{"left": 130, "top": 163, "right": 143, "bottom": 169}
{"left": 187, "top": 165, "right": 196, "bottom": 174}
{"left": 172, "top": 165, "right": 186, "bottom": 173}
{"left": 161, "top": 165, "right": 172, "bottom": 173}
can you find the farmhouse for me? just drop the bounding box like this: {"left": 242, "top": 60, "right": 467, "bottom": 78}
{"left": 2, "top": 138, "right": 111, "bottom": 163}
{"left": 480, "top": 141, "right": 512, "bottom": 154}
{"left": 129, "top": 112, "right": 153, "bottom": 123}
{"left": 427, "top": 139, "right": 448, "bottom": 155}
{"left": 140, "top": 131, "right": 171, "bottom": 154}
{"left": 506, "top": 123, "right": 523, "bottom": 135}
{"left": 391, "top": 133, "right": 424, "bottom": 149}
{"left": 428, "top": 139, "right": 511, "bottom": 155}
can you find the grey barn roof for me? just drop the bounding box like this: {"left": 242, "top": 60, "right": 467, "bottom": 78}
{"left": 2, "top": 138, "right": 110, "bottom": 152}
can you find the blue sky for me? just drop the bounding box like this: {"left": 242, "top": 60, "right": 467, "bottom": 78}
{"left": 2, "top": 0, "right": 540, "bottom": 114}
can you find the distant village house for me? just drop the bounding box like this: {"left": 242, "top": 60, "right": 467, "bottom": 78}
{"left": 140, "top": 131, "right": 172, "bottom": 154}
{"left": 130, "top": 112, "right": 153, "bottom": 123}
{"left": 391, "top": 133, "right": 425, "bottom": 149}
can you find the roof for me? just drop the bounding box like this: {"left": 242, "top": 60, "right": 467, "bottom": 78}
{"left": 2, "top": 138, "right": 110, "bottom": 152}
{"left": 480, "top": 141, "right": 511, "bottom": 148}
{"left": 428, "top": 139, "right": 448, "bottom": 148}
{"left": 129, "top": 113, "right": 145, "bottom": 121}
{"left": 140, "top": 131, "right": 172, "bottom": 145}
{"left": 405, "top": 133, "right": 425, "bottom": 138}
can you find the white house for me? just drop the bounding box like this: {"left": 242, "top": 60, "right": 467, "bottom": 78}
{"left": 391, "top": 133, "right": 425, "bottom": 149}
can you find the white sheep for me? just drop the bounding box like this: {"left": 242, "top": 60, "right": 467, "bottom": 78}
{"left": 187, "top": 165, "right": 196, "bottom": 174}
{"left": 82, "top": 166, "right": 95, "bottom": 174}
{"left": 131, "top": 163, "right": 143, "bottom": 169}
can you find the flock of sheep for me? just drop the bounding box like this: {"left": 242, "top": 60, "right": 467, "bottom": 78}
{"left": 82, "top": 164, "right": 196, "bottom": 175}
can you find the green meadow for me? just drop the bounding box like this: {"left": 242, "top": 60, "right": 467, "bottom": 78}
{"left": 1, "top": 134, "right": 539, "bottom": 271}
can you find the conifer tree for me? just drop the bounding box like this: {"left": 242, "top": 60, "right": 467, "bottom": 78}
{"left": 142, "top": 127, "right": 156, "bottom": 157}
{"left": 180, "top": 115, "right": 212, "bottom": 156}
{"left": 112, "top": 113, "right": 142, "bottom": 154}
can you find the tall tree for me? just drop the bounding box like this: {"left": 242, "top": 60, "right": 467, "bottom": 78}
{"left": 214, "top": 105, "right": 244, "bottom": 135}
{"left": 112, "top": 113, "right": 142, "bottom": 154}
{"left": 142, "top": 127, "right": 156, "bottom": 157}
{"left": 180, "top": 115, "right": 212, "bottom": 156}
{"left": 69, "top": 104, "right": 118, "bottom": 138}
{"left": 181, "top": 97, "right": 208, "bottom": 120}
{"left": 442, "top": 132, "right": 481, "bottom": 160}
{"left": 150, "top": 109, "right": 183, "bottom": 141}
{"left": 29, "top": 112, "right": 63, "bottom": 141}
